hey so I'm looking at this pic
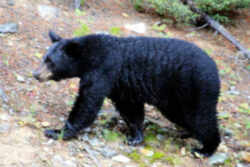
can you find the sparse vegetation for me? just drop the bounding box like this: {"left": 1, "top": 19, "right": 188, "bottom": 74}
{"left": 131, "top": 0, "right": 250, "bottom": 24}
{"left": 73, "top": 22, "right": 90, "bottom": 36}
{"left": 102, "top": 129, "right": 120, "bottom": 142}
{"left": 109, "top": 27, "right": 122, "bottom": 36}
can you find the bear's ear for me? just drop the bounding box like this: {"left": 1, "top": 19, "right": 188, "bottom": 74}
{"left": 63, "top": 40, "right": 81, "bottom": 58}
{"left": 49, "top": 30, "right": 62, "bottom": 43}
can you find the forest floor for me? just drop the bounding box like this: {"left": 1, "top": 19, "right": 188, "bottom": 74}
{"left": 0, "top": 0, "right": 249, "bottom": 166}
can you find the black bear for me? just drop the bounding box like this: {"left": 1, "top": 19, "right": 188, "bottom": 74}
{"left": 33, "top": 31, "right": 221, "bottom": 156}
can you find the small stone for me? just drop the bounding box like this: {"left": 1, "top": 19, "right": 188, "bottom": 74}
{"left": 0, "top": 88, "right": 8, "bottom": 102}
{"left": 38, "top": 5, "right": 59, "bottom": 20}
{"left": 81, "top": 134, "right": 89, "bottom": 141}
{"left": 0, "top": 123, "right": 10, "bottom": 133}
{"left": 95, "top": 31, "right": 109, "bottom": 35}
{"left": 41, "top": 121, "right": 50, "bottom": 127}
{"left": 0, "top": 22, "right": 18, "bottom": 33}
{"left": 0, "top": 113, "right": 10, "bottom": 121}
{"left": 124, "top": 23, "right": 146, "bottom": 34}
{"left": 59, "top": 117, "right": 64, "bottom": 121}
{"left": 223, "top": 128, "right": 233, "bottom": 137}
{"left": 228, "top": 90, "right": 240, "bottom": 95}
{"left": 156, "top": 134, "right": 165, "bottom": 141}
{"left": 15, "top": 74, "right": 25, "bottom": 83}
{"left": 89, "top": 138, "right": 100, "bottom": 147}
{"left": 234, "top": 123, "right": 242, "bottom": 128}
{"left": 218, "top": 143, "right": 229, "bottom": 152}
{"left": 100, "top": 147, "right": 117, "bottom": 158}
{"left": 112, "top": 155, "right": 130, "bottom": 163}
{"left": 7, "top": 0, "right": 15, "bottom": 6}
{"left": 241, "top": 152, "right": 250, "bottom": 163}
{"left": 236, "top": 163, "right": 249, "bottom": 167}
{"left": 208, "top": 153, "right": 228, "bottom": 165}
{"left": 180, "top": 147, "right": 186, "bottom": 156}
{"left": 52, "top": 155, "right": 76, "bottom": 167}
{"left": 140, "top": 148, "right": 154, "bottom": 157}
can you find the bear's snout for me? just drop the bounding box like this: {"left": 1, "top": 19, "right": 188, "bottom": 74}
{"left": 33, "top": 63, "right": 52, "bottom": 82}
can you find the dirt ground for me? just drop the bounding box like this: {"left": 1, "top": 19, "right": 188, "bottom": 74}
{"left": 0, "top": 0, "right": 249, "bottom": 166}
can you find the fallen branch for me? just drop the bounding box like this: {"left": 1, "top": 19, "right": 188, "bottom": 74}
{"left": 181, "top": 0, "right": 250, "bottom": 59}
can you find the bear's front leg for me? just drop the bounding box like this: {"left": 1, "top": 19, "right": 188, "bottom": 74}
{"left": 45, "top": 79, "right": 108, "bottom": 140}
{"left": 114, "top": 101, "right": 145, "bottom": 145}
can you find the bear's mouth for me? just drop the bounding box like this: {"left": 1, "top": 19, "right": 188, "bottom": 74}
{"left": 33, "top": 63, "right": 53, "bottom": 82}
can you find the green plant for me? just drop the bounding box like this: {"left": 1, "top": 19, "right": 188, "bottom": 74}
{"left": 81, "top": 0, "right": 85, "bottom": 6}
{"left": 152, "top": 23, "right": 167, "bottom": 32}
{"left": 73, "top": 22, "right": 90, "bottom": 37}
{"left": 238, "top": 103, "right": 250, "bottom": 114}
{"left": 131, "top": 0, "right": 145, "bottom": 12}
{"left": 149, "top": 151, "right": 165, "bottom": 163}
{"left": 132, "top": 0, "right": 250, "bottom": 24}
{"left": 75, "top": 9, "right": 86, "bottom": 16}
{"left": 164, "top": 155, "right": 181, "bottom": 165}
{"left": 102, "top": 129, "right": 120, "bottom": 142}
{"left": 128, "top": 151, "right": 141, "bottom": 162}
{"left": 109, "top": 27, "right": 122, "bottom": 36}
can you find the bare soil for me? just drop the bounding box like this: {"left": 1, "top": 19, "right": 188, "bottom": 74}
{"left": 0, "top": 0, "right": 249, "bottom": 166}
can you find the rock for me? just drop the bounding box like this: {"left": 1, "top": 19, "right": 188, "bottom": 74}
{"left": 156, "top": 134, "right": 165, "bottom": 141}
{"left": 0, "top": 113, "right": 10, "bottom": 121}
{"left": 37, "top": 5, "right": 59, "bottom": 20}
{"left": 236, "top": 163, "right": 249, "bottom": 167}
{"left": 88, "top": 137, "right": 104, "bottom": 147}
{"left": 0, "top": 23, "right": 18, "bottom": 33}
{"left": 112, "top": 155, "right": 131, "bottom": 163}
{"left": 95, "top": 31, "right": 110, "bottom": 35}
{"left": 227, "top": 86, "right": 240, "bottom": 95}
{"left": 99, "top": 146, "right": 117, "bottom": 158}
{"left": 0, "top": 123, "right": 10, "bottom": 133}
{"left": 223, "top": 128, "right": 233, "bottom": 137}
{"left": 7, "top": 0, "right": 15, "bottom": 6}
{"left": 0, "top": 88, "right": 8, "bottom": 102}
{"left": 124, "top": 23, "right": 146, "bottom": 34}
{"left": 208, "top": 153, "right": 228, "bottom": 166}
{"left": 41, "top": 121, "right": 50, "bottom": 127}
{"left": 15, "top": 74, "right": 25, "bottom": 83}
{"left": 217, "top": 143, "right": 229, "bottom": 152}
{"left": 52, "top": 155, "right": 76, "bottom": 167}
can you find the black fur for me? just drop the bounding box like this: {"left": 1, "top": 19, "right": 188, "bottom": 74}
{"left": 34, "top": 31, "right": 221, "bottom": 156}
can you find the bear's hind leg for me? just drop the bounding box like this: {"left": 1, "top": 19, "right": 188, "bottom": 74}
{"left": 189, "top": 103, "right": 220, "bottom": 157}
{"left": 114, "top": 101, "right": 145, "bottom": 146}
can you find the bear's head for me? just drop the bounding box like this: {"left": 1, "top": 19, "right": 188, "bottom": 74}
{"left": 33, "top": 31, "right": 84, "bottom": 82}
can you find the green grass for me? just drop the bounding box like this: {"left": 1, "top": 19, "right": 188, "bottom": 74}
{"left": 109, "top": 27, "right": 122, "bottom": 36}
{"left": 73, "top": 22, "right": 90, "bottom": 37}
